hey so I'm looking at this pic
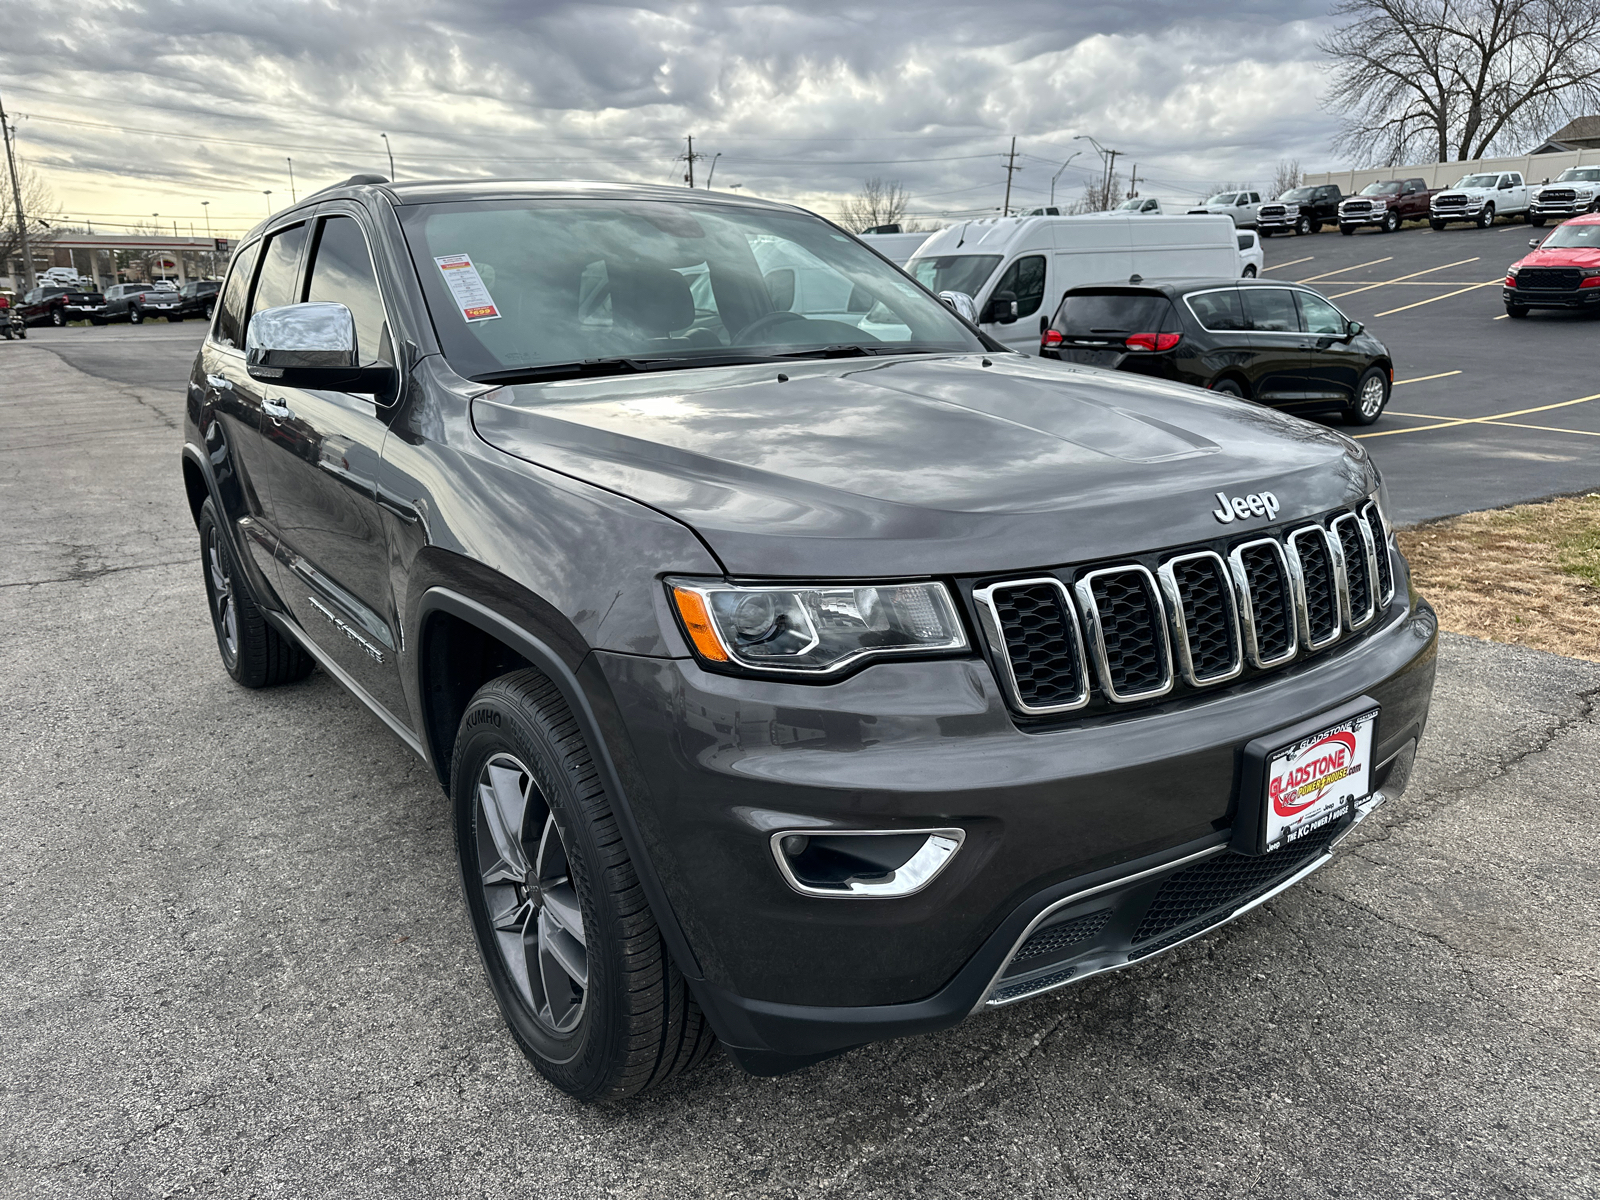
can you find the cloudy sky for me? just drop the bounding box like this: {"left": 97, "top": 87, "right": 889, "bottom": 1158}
{"left": 4, "top": 0, "right": 1344, "bottom": 240}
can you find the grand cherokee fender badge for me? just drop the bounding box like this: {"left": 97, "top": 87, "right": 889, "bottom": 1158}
{"left": 1213, "top": 490, "right": 1280, "bottom": 524}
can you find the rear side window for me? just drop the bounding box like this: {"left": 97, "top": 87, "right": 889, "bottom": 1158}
{"left": 1054, "top": 291, "right": 1177, "bottom": 335}
{"left": 250, "top": 223, "right": 309, "bottom": 318}
{"left": 305, "top": 216, "right": 392, "bottom": 364}
{"left": 991, "top": 254, "right": 1047, "bottom": 319}
{"left": 1187, "top": 289, "right": 1246, "bottom": 331}
{"left": 1242, "top": 287, "right": 1301, "bottom": 333}
{"left": 213, "top": 241, "right": 262, "bottom": 349}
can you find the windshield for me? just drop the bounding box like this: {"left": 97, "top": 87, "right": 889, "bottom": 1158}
{"left": 1280, "top": 188, "right": 1314, "bottom": 202}
{"left": 907, "top": 254, "right": 1003, "bottom": 297}
{"left": 1537, "top": 222, "right": 1600, "bottom": 249}
{"left": 1360, "top": 182, "right": 1402, "bottom": 196}
{"left": 1456, "top": 175, "right": 1499, "bottom": 188}
{"left": 399, "top": 198, "right": 985, "bottom": 381}
{"left": 1557, "top": 168, "right": 1600, "bottom": 183}
{"left": 1205, "top": 193, "right": 1238, "bottom": 206}
{"left": 1115, "top": 198, "right": 1146, "bottom": 211}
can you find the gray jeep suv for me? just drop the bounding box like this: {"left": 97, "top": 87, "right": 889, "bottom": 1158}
{"left": 182, "top": 177, "right": 1437, "bottom": 1101}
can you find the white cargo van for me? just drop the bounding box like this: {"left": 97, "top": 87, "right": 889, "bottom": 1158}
{"left": 907, "top": 213, "right": 1241, "bottom": 354}
{"left": 856, "top": 229, "right": 940, "bottom": 266}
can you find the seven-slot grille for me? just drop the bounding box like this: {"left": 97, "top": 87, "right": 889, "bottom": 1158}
{"left": 1434, "top": 193, "right": 1467, "bottom": 207}
{"left": 1516, "top": 266, "right": 1584, "bottom": 291}
{"left": 1539, "top": 188, "right": 1576, "bottom": 204}
{"left": 977, "top": 504, "right": 1393, "bottom": 716}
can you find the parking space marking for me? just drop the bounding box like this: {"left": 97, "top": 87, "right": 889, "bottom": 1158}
{"left": 1326, "top": 257, "right": 1480, "bottom": 300}
{"left": 1393, "top": 371, "right": 1463, "bottom": 386}
{"left": 1479, "top": 420, "right": 1600, "bottom": 438}
{"left": 1295, "top": 257, "right": 1394, "bottom": 284}
{"left": 1371, "top": 279, "right": 1504, "bottom": 317}
{"left": 1356, "top": 391, "right": 1600, "bottom": 438}
{"left": 1261, "top": 255, "right": 1315, "bottom": 273}
{"left": 1493, "top": 313, "right": 1510, "bottom": 320}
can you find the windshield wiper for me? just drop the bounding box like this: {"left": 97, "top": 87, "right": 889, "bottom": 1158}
{"left": 471, "top": 352, "right": 788, "bottom": 385}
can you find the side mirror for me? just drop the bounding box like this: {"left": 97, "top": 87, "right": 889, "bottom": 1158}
{"left": 937, "top": 290, "right": 978, "bottom": 324}
{"left": 1529, "top": 237, "right": 1544, "bottom": 248}
{"left": 1345, "top": 320, "right": 1365, "bottom": 339}
{"left": 984, "top": 290, "right": 1019, "bottom": 325}
{"left": 246, "top": 303, "right": 394, "bottom": 394}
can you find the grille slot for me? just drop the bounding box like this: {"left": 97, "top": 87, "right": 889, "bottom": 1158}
{"left": 1286, "top": 527, "right": 1341, "bottom": 649}
{"left": 1331, "top": 513, "right": 1376, "bottom": 629}
{"left": 1075, "top": 566, "right": 1173, "bottom": 702}
{"left": 1130, "top": 821, "right": 1343, "bottom": 950}
{"left": 1011, "top": 909, "right": 1113, "bottom": 964}
{"left": 1230, "top": 539, "right": 1298, "bottom": 668}
{"left": 1158, "top": 551, "right": 1241, "bottom": 686}
{"left": 1359, "top": 500, "right": 1394, "bottom": 608}
{"left": 973, "top": 578, "right": 1090, "bottom": 714}
{"left": 1517, "top": 266, "right": 1583, "bottom": 291}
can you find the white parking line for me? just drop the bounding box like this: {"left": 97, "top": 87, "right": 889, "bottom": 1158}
{"left": 1372, "top": 279, "right": 1504, "bottom": 317}
{"left": 1393, "top": 370, "right": 1463, "bottom": 386}
{"left": 1326, "top": 257, "right": 1481, "bottom": 300}
{"left": 1261, "top": 255, "right": 1314, "bottom": 273}
{"left": 1295, "top": 257, "right": 1393, "bottom": 283}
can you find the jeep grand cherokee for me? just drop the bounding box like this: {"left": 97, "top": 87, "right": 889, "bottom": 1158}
{"left": 181, "top": 176, "right": 1437, "bottom": 1101}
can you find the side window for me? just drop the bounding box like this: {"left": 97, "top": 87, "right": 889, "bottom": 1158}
{"left": 250, "top": 223, "right": 309, "bottom": 319}
{"left": 991, "top": 254, "right": 1047, "bottom": 319}
{"left": 212, "top": 241, "right": 262, "bottom": 349}
{"left": 1242, "top": 287, "right": 1301, "bottom": 333}
{"left": 1249, "top": 192, "right": 1261, "bottom": 203}
{"left": 1187, "top": 289, "right": 1247, "bottom": 332}
{"left": 1294, "top": 291, "right": 1347, "bottom": 336}
{"left": 305, "top": 215, "right": 391, "bottom": 364}
{"left": 1142, "top": 199, "right": 1158, "bottom": 212}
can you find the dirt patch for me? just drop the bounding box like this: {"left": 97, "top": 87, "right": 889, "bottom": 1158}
{"left": 1398, "top": 493, "right": 1600, "bottom": 663}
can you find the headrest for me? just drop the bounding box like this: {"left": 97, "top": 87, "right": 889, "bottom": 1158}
{"left": 610, "top": 263, "right": 694, "bottom": 337}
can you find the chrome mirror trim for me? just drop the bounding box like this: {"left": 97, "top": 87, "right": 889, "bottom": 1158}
{"left": 768, "top": 828, "right": 966, "bottom": 899}
{"left": 972, "top": 576, "right": 1091, "bottom": 715}
{"left": 1156, "top": 550, "right": 1243, "bottom": 687}
{"left": 1073, "top": 565, "right": 1174, "bottom": 703}
{"left": 245, "top": 301, "right": 358, "bottom": 369}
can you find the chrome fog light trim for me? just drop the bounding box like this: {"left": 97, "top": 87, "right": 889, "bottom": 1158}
{"left": 769, "top": 828, "right": 966, "bottom": 899}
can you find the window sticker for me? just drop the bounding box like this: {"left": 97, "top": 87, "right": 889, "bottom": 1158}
{"left": 434, "top": 254, "right": 501, "bottom": 322}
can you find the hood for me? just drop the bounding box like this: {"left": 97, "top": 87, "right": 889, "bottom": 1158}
{"left": 1515, "top": 246, "right": 1600, "bottom": 269}
{"left": 471, "top": 354, "right": 1375, "bottom": 577}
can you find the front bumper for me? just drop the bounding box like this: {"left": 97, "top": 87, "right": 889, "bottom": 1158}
{"left": 1257, "top": 214, "right": 1297, "bottom": 233}
{"left": 1530, "top": 200, "right": 1594, "bottom": 218}
{"left": 1431, "top": 204, "right": 1483, "bottom": 223}
{"left": 1503, "top": 285, "right": 1600, "bottom": 309}
{"left": 592, "top": 578, "right": 1439, "bottom": 1070}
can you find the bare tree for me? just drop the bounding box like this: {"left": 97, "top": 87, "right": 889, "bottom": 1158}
{"left": 840, "top": 178, "right": 914, "bottom": 231}
{"left": 1068, "top": 170, "right": 1125, "bottom": 214}
{"left": 0, "top": 163, "right": 55, "bottom": 286}
{"left": 1321, "top": 0, "right": 1600, "bottom": 164}
{"left": 1272, "top": 159, "right": 1303, "bottom": 196}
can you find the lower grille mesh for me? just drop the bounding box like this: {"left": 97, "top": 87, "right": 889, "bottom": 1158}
{"left": 1012, "top": 909, "right": 1113, "bottom": 964}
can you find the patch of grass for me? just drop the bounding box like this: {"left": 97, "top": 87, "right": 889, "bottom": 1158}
{"left": 1397, "top": 494, "right": 1600, "bottom": 663}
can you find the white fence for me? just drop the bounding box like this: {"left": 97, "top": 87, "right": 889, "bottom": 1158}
{"left": 1304, "top": 147, "right": 1600, "bottom": 193}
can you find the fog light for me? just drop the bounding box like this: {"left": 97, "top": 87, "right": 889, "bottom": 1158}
{"left": 770, "top": 828, "right": 965, "bottom": 898}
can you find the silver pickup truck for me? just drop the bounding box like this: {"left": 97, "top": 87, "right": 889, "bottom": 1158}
{"left": 1430, "top": 171, "right": 1531, "bottom": 229}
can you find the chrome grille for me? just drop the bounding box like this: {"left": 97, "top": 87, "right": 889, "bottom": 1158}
{"left": 972, "top": 578, "right": 1089, "bottom": 715}
{"left": 1540, "top": 188, "right": 1576, "bottom": 203}
{"left": 1075, "top": 566, "right": 1172, "bottom": 702}
{"left": 1435, "top": 193, "right": 1467, "bottom": 207}
{"left": 1343, "top": 200, "right": 1372, "bottom": 213}
{"left": 978, "top": 502, "right": 1395, "bottom": 715}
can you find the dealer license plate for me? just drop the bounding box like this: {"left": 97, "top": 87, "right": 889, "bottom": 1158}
{"left": 1063, "top": 348, "right": 1122, "bottom": 367}
{"left": 1262, "top": 708, "right": 1376, "bottom": 852}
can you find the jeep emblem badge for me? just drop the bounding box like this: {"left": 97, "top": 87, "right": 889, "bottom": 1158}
{"left": 1213, "top": 490, "right": 1280, "bottom": 524}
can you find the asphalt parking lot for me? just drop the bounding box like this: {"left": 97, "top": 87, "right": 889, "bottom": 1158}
{"left": 2, "top": 260, "right": 1598, "bottom": 1199}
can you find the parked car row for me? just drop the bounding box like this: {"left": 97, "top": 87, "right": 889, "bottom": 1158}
{"left": 5, "top": 279, "right": 221, "bottom": 327}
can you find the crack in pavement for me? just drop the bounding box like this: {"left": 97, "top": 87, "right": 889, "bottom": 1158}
{"left": 1, "top": 557, "right": 192, "bottom": 590}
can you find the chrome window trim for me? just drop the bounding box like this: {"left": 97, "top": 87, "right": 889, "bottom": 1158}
{"left": 1180, "top": 286, "right": 1249, "bottom": 333}
{"left": 1358, "top": 499, "right": 1396, "bottom": 608}
{"left": 1073, "top": 564, "right": 1174, "bottom": 703}
{"left": 972, "top": 576, "right": 1091, "bottom": 715}
{"left": 1283, "top": 525, "right": 1344, "bottom": 650}
{"left": 1330, "top": 512, "right": 1379, "bottom": 630}
{"left": 1156, "top": 550, "right": 1243, "bottom": 686}
{"left": 1227, "top": 537, "right": 1300, "bottom": 669}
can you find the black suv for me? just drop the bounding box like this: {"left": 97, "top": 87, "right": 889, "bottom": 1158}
{"left": 1041, "top": 279, "right": 1394, "bottom": 425}
{"left": 182, "top": 178, "right": 1436, "bottom": 1101}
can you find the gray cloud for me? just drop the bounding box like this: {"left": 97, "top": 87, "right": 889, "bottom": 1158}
{"left": 2, "top": 0, "right": 1341, "bottom": 234}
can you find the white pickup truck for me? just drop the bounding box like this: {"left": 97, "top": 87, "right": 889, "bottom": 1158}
{"left": 1529, "top": 166, "right": 1600, "bottom": 226}
{"left": 1429, "top": 171, "right": 1531, "bottom": 229}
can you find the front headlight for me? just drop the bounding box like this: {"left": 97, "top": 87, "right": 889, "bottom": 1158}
{"left": 668, "top": 579, "right": 968, "bottom": 675}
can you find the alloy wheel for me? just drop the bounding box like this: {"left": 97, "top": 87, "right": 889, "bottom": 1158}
{"left": 204, "top": 525, "right": 239, "bottom": 662}
{"left": 1359, "top": 374, "right": 1386, "bottom": 419}
{"left": 475, "top": 753, "right": 589, "bottom": 1036}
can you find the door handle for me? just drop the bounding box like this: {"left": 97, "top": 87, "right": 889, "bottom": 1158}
{"left": 205, "top": 373, "right": 233, "bottom": 392}
{"left": 262, "top": 396, "right": 295, "bottom": 422}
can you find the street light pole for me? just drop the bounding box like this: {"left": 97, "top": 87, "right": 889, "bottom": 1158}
{"left": 704, "top": 152, "right": 722, "bottom": 189}
{"left": 1050, "top": 151, "right": 1082, "bottom": 207}
{"left": 201, "top": 200, "right": 211, "bottom": 237}
{"left": 0, "top": 86, "right": 37, "bottom": 291}
{"left": 381, "top": 133, "right": 395, "bottom": 180}
{"left": 1073, "top": 135, "right": 1121, "bottom": 208}
{"left": 263, "top": 190, "right": 273, "bottom": 215}
{"left": 287, "top": 157, "right": 296, "bottom": 203}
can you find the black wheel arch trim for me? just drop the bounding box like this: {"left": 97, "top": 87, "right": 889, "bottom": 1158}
{"left": 414, "top": 586, "right": 706, "bottom": 987}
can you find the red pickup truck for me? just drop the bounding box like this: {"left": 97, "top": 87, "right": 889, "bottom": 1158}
{"left": 1337, "top": 178, "right": 1437, "bottom": 234}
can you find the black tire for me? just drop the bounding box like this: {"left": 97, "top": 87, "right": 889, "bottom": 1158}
{"left": 1259, "top": 229, "right": 1273, "bottom": 238}
{"left": 1296, "top": 216, "right": 1312, "bottom": 235}
{"left": 1529, "top": 216, "right": 1546, "bottom": 227}
{"left": 166, "top": 314, "right": 183, "bottom": 322}
{"left": 1477, "top": 204, "right": 1495, "bottom": 229}
{"left": 50, "top": 309, "right": 65, "bottom": 326}
{"left": 451, "top": 670, "right": 717, "bottom": 1102}
{"left": 197, "top": 497, "right": 314, "bottom": 688}
{"left": 1430, "top": 219, "right": 1445, "bottom": 231}
{"left": 1382, "top": 210, "right": 1399, "bottom": 233}
{"left": 1344, "top": 367, "right": 1390, "bottom": 425}
{"left": 128, "top": 306, "right": 144, "bottom": 325}
{"left": 1242, "top": 264, "right": 1257, "bottom": 278}
{"left": 89, "top": 317, "right": 106, "bottom": 326}
{"left": 1211, "top": 377, "right": 1247, "bottom": 399}
{"left": 1340, "top": 224, "right": 1355, "bottom": 236}
{"left": 1505, "top": 304, "right": 1529, "bottom": 319}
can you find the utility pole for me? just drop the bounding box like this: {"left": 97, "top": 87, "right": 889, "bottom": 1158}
{"left": 1001, "top": 136, "right": 1020, "bottom": 217}
{"left": 0, "top": 87, "right": 36, "bottom": 292}
{"left": 683, "top": 135, "right": 707, "bottom": 188}
{"left": 381, "top": 133, "right": 395, "bottom": 180}
{"left": 287, "top": 157, "right": 296, "bottom": 203}
{"left": 1127, "top": 163, "right": 1140, "bottom": 199}
{"left": 1105, "top": 149, "right": 1119, "bottom": 201}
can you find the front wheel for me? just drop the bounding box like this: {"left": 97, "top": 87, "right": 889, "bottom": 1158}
{"left": 1242, "top": 264, "right": 1257, "bottom": 278}
{"left": 50, "top": 309, "right": 65, "bottom": 326}
{"left": 1430, "top": 219, "right": 1446, "bottom": 231}
{"left": 128, "top": 306, "right": 144, "bottom": 325}
{"left": 1529, "top": 216, "right": 1546, "bottom": 227}
{"left": 1505, "top": 304, "right": 1529, "bottom": 319}
{"left": 1340, "top": 224, "right": 1356, "bottom": 236}
{"left": 1382, "top": 210, "right": 1399, "bottom": 233}
{"left": 452, "top": 671, "right": 717, "bottom": 1101}
{"left": 1296, "top": 215, "right": 1312, "bottom": 236}
{"left": 197, "top": 498, "right": 314, "bottom": 687}
{"left": 1345, "top": 367, "right": 1390, "bottom": 426}
{"left": 1477, "top": 204, "right": 1495, "bottom": 229}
